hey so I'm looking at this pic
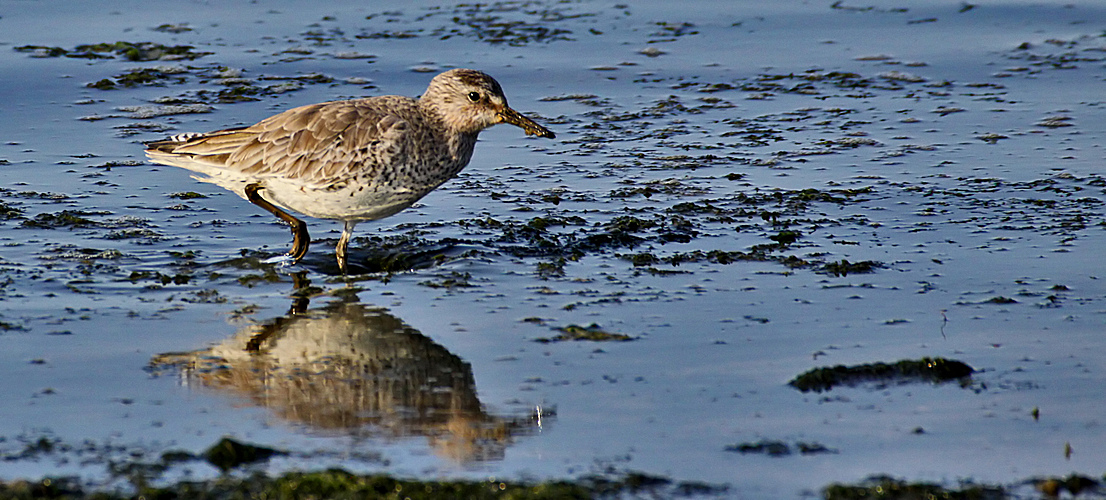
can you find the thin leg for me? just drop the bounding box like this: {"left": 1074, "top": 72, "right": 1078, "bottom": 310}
{"left": 244, "top": 183, "right": 309, "bottom": 263}
{"left": 335, "top": 220, "right": 358, "bottom": 274}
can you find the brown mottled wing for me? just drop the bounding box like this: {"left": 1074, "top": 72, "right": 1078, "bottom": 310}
{"left": 167, "top": 98, "right": 413, "bottom": 186}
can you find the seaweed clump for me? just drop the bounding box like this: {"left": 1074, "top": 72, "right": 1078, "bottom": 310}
{"left": 0, "top": 201, "right": 24, "bottom": 220}
{"left": 203, "top": 437, "right": 284, "bottom": 472}
{"left": 0, "top": 466, "right": 726, "bottom": 499}
{"left": 20, "top": 210, "right": 102, "bottom": 229}
{"left": 86, "top": 67, "right": 187, "bottom": 90}
{"left": 15, "top": 41, "right": 211, "bottom": 61}
{"left": 535, "top": 323, "right": 635, "bottom": 343}
{"left": 824, "top": 475, "right": 1005, "bottom": 500}
{"left": 788, "top": 357, "right": 974, "bottom": 393}
{"left": 724, "top": 440, "right": 836, "bottom": 457}
{"left": 818, "top": 259, "right": 883, "bottom": 276}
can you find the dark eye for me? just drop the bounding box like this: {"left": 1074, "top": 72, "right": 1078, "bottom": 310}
{"left": 467, "top": 91, "right": 481, "bottom": 102}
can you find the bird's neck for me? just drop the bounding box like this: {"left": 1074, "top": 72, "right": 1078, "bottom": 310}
{"left": 419, "top": 99, "right": 480, "bottom": 163}
{"left": 448, "top": 132, "right": 479, "bottom": 164}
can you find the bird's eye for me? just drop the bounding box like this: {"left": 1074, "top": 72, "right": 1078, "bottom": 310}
{"left": 467, "top": 91, "right": 481, "bottom": 102}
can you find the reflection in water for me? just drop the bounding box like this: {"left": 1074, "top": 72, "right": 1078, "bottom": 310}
{"left": 152, "top": 295, "right": 542, "bottom": 463}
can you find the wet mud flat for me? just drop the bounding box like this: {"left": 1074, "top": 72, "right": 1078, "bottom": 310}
{"left": 1, "top": 0, "right": 1106, "bottom": 498}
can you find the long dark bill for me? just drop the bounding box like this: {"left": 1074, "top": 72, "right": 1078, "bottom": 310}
{"left": 499, "top": 107, "right": 556, "bottom": 139}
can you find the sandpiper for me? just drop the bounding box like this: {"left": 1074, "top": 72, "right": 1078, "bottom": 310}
{"left": 146, "top": 69, "right": 555, "bottom": 273}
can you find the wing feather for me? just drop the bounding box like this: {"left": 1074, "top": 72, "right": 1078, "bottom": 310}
{"left": 146, "top": 97, "right": 422, "bottom": 187}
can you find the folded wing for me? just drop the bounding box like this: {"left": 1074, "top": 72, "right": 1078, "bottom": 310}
{"left": 145, "top": 98, "right": 414, "bottom": 187}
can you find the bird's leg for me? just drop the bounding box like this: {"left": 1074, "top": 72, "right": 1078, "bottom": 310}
{"left": 244, "top": 183, "right": 310, "bottom": 264}
{"left": 335, "top": 220, "right": 358, "bottom": 274}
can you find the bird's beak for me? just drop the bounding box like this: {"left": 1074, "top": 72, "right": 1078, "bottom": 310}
{"left": 498, "top": 107, "right": 556, "bottom": 139}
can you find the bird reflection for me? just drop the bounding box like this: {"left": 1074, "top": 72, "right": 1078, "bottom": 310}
{"left": 151, "top": 292, "right": 542, "bottom": 463}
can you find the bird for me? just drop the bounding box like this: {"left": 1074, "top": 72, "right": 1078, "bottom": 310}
{"left": 145, "top": 69, "right": 555, "bottom": 273}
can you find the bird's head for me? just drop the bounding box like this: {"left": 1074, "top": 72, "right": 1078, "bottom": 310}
{"left": 422, "top": 69, "right": 555, "bottom": 139}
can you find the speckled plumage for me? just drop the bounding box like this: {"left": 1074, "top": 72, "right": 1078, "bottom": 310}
{"left": 145, "top": 69, "right": 554, "bottom": 273}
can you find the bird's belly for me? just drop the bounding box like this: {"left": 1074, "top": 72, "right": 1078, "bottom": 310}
{"left": 264, "top": 181, "right": 425, "bottom": 221}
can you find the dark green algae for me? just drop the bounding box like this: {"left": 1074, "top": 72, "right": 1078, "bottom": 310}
{"left": 4, "top": 471, "right": 1100, "bottom": 499}
{"left": 789, "top": 358, "right": 975, "bottom": 393}
{"left": 724, "top": 440, "right": 836, "bottom": 457}
{"left": 87, "top": 68, "right": 187, "bottom": 90}
{"left": 203, "top": 438, "right": 284, "bottom": 473}
{"left": 0, "top": 472, "right": 599, "bottom": 500}
{"left": 0, "top": 436, "right": 729, "bottom": 498}
{"left": 823, "top": 473, "right": 1103, "bottom": 499}
{"left": 1, "top": 473, "right": 1101, "bottom": 500}
{"left": 823, "top": 475, "right": 1005, "bottom": 500}
{"left": 15, "top": 41, "right": 211, "bottom": 61}
{"left": 452, "top": 185, "right": 881, "bottom": 279}
{"left": 534, "top": 323, "right": 635, "bottom": 343}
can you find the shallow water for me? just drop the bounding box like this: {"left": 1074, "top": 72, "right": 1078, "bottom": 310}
{"left": 1, "top": 0, "right": 1105, "bottom": 496}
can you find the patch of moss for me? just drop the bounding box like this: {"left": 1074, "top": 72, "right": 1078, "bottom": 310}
{"left": 789, "top": 357, "right": 975, "bottom": 393}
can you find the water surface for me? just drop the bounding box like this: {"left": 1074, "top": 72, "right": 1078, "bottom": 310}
{"left": 1, "top": 0, "right": 1105, "bottom": 496}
